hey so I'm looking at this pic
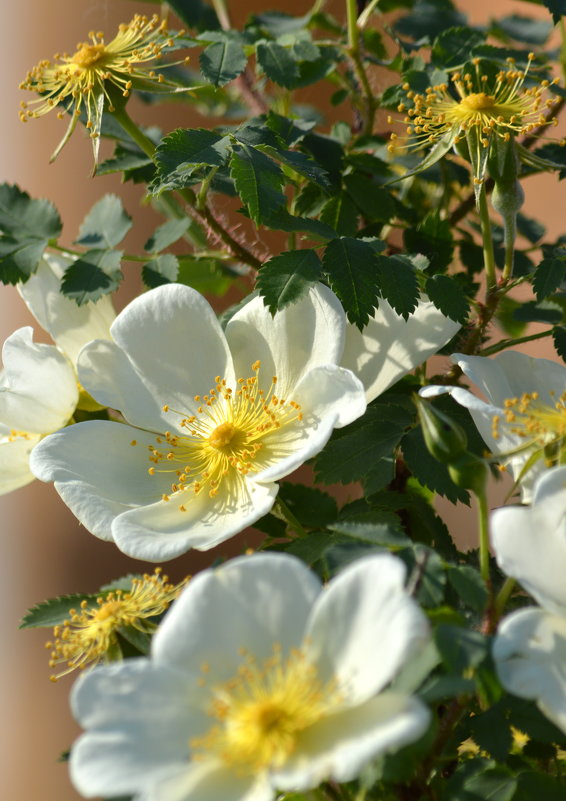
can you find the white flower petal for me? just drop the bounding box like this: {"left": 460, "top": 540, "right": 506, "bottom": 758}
{"left": 142, "top": 760, "right": 271, "bottom": 801}
{"left": 225, "top": 285, "right": 346, "bottom": 396}
{"left": 491, "top": 466, "right": 566, "bottom": 615}
{"left": 493, "top": 608, "right": 566, "bottom": 734}
{"left": 272, "top": 693, "right": 430, "bottom": 790}
{"left": 19, "top": 254, "right": 115, "bottom": 365}
{"left": 0, "top": 429, "right": 39, "bottom": 495}
{"left": 253, "top": 365, "right": 366, "bottom": 484}
{"left": 70, "top": 660, "right": 206, "bottom": 798}
{"left": 152, "top": 553, "right": 321, "bottom": 683}
{"left": 112, "top": 479, "right": 278, "bottom": 561}
{"left": 342, "top": 298, "right": 460, "bottom": 403}
{"left": 454, "top": 351, "right": 566, "bottom": 407}
{"left": 304, "top": 553, "right": 430, "bottom": 704}
{"left": 109, "top": 284, "right": 235, "bottom": 413}
{"left": 30, "top": 421, "right": 170, "bottom": 539}
{"left": 0, "top": 327, "right": 78, "bottom": 433}
{"left": 78, "top": 339, "right": 170, "bottom": 432}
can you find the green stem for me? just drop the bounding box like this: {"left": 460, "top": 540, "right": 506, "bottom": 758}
{"left": 495, "top": 578, "right": 516, "bottom": 619}
{"left": 111, "top": 107, "right": 261, "bottom": 270}
{"left": 346, "top": 0, "right": 359, "bottom": 51}
{"left": 358, "top": 0, "right": 381, "bottom": 28}
{"left": 477, "top": 489, "right": 490, "bottom": 584}
{"left": 477, "top": 184, "right": 497, "bottom": 291}
{"left": 210, "top": 0, "right": 231, "bottom": 29}
{"left": 501, "top": 213, "right": 517, "bottom": 283}
{"left": 480, "top": 329, "right": 553, "bottom": 357}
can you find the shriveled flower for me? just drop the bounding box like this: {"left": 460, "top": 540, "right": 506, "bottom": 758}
{"left": 19, "top": 14, "right": 190, "bottom": 163}
{"left": 47, "top": 568, "right": 187, "bottom": 681}
{"left": 30, "top": 283, "right": 459, "bottom": 562}
{"left": 491, "top": 466, "right": 566, "bottom": 733}
{"left": 420, "top": 350, "right": 566, "bottom": 501}
{"left": 69, "top": 552, "right": 432, "bottom": 801}
{"left": 388, "top": 55, "right": 562, "bottom": 182}
{"left": 0, "top": 254, "right": 115, "bottom": 495}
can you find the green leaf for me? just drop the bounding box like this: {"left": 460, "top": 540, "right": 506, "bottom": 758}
{"left": 0, "top": 237, "right": 47, "bottom": 284}
{"left": 145, "top": 219, "right": 191, "bottom": 252}
{"left": 263, "top": 208, "right": 336, "bottom": 241}
{"left": 0, "top": 184, "right": 61, "bottom": 284}
{"left": 467, "top": 703, "right": 514, "bottom": 762}
{"left": 20, "top": 593, "right": 99, "bottom": 628}
{"left": 404, "top": 210, "right": 454, "bottom": 274}
{"left": 516, "top": 212, "right": 545, "bottom": 243}
{"left": 177, "top": 257, "right": 233, "bottom": 296}
{"left": 257, "top": 249, "right": 322, "bottom": 314}
{"left": 513, "top": 300, "right": 563, "bottom": 325}
{"left": 314, "top": 404, "right": 410, "bottom": 485}
{"left": 265, "top": 111, "right": 315, "bottom": 146}
{"left": 278, "top": 483, "right": 338, "bottom": 528}
{"left": 541, "top": 0, "right": 566, "bottom": 25}
{"left": 320, "top": 193, "right": 359, "bottom": 237}
{"left": 323, "top": 237, "right": 381, "bottom": 328}
{"left": 283, "top": 531, "right": 348, "bottom": 567}
{"left": 435, "top": 624, "right": 488, "bottom": 673}
{"left": 230, "top": 143, "right": 286, "bottom": 225}
{"left": 199, "top": 39, "right": 247, "bottom": 87}
{"left": 533, "top": 257, "right": 566, "bottom": 300}
{"left": 329, "top": 510, "right": 410, "bottom": 547}
{"left": 270, "top": 149, "right": 332, "bottom": 191}
{"left": 462, "top": 768, "right": 517, "bottom": 801}
{"left": 344, "top": 174, "right": 395, "bottom": 223}
{"left": 256, "top": 41, "right": 300, "bottom": 88}
{"left": 117, "top": 626, "right": 153, "bottom": 655}
{"left": 425, "top": 274, "right": 470, "bottom": 323}
{"left": 447, "top": 564, "right": 488, "bottom": 612}
{"left": 515, "top": 771, "right": 566, "bottom": 801}
{"left": 494, "top": 15, "right": 552, "bottom": 45}
{"left": 152, "top": 128, "right": 231, "bottom": 193}
{"left": 376, "top": 254, "right": 420, "bottom": 320}
{"left": 142, "top": 254, "right": 179, "bottom": 288}
{"left": 75, "top": 195, "right": 132, "bottom": 249}
{"left": 0, "top": 182, "right": 62, "bottom": 240}
{"left": 420, "top": 675, "right": 475, "bottom": 703}
{"left": 61, "top": 250, "right": 123, "bottom": 305}
{"left": 402, "top": 426, "right": 470, "bottom": 504}
{"left": 400, "top": 544, "right": 446, "bottom": 607}
{"left": 394, "top": 0, "right": 466, "bottom": 43}
{"left": 432, "top": 26, "right": 485, "bottom": 68}
{"left": 552, "top": 325, "right": 566, "bottom": 361}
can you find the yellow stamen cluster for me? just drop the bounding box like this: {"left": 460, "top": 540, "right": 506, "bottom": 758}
{"left": 6, "top": 430, "right": 32, "bottom": 442}
{"left": 19, "top": 14, "right": 188, "bottom": 138}
{"left": 46, "top": 568, "right": 187, "bottom": 681}
{"left": 191, "top": 644, "right": 337, "bottom": 772}
{"left": 143, "top": 361, "right": 303, "bottom": 509}
{"left": 492, "top": 390, "right": 566, "bottom": 463}
{"left": 388, "top": 55, "right": 562, "bottom": 155}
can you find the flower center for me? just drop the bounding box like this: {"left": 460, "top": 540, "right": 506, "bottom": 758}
{"left": 492, "top": 391, "right": 566, "bottom": 463}
{"left": 46, "top": 569, "right": 185, "bottom": 681}
{"left": 191, "top": 646, "right": 337, "bottom": 773}
{"left": 145, "top": 361, "right": 303, "bottom": 508}
{"left": 71, "top": 43, "right": 106, "bottom": 68}
{"left": 459, "top": 92, "right": 495, "bottom": 111}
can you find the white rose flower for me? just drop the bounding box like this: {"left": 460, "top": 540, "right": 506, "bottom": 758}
{"left": 0, "top": 254, "right": 115, "bottom": 495}
{"left": 30, "top": 283, "right": 459, "bottom": 561}
{"left": 491, "top": 466, "right": 566, "bottom": 733}
{"left": 420, "top": 350, "right": 566, "bottom": 500}
{"left": 69, "top": 552, "right": 432, "bottom": 801}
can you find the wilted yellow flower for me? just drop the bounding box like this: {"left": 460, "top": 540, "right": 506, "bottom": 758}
{"left": 46, "top": 568, "right": 187, "bottom": 680}
{"left": 19, "top": 14, "right": 190, "bottom": 162}
{"left": 388, "top": 55, "right": 562, "bottom": 180}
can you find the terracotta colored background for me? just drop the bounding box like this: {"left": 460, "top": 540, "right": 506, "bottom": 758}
{"left": 0, "top": 1, "right": 563, "bottom": 799}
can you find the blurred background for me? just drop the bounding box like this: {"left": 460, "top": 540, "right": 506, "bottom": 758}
{"left": 1, "top": 0, "right": 563, "bottom": 798}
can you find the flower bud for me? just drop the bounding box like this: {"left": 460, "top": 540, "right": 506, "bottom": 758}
{"left": 415, "top": 396, "right": 468, "bottom": 463}
{"left": 448, "top": 453, "right": 489, "bottom": 495}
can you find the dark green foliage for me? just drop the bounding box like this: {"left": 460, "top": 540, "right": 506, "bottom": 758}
{"left": 323, "top": 237, "right": 382, "bottom": 328}
{"left": 425, "top": 274, "right": 470, "bottom": 323}
{"left": 257, "top": 249, "right": 322, "bottom": 313}
{"left": 61, "top": 250, "right": 123, "bottom": 304}
{"left": 199, "top": 36, "right": 248, "bottom": 87}
{"left": 142, "top": 254, "right": 179, "bottom": 288}
{"left": 0, "top": 183, "right": 62, "bottom": 284}
{"left": 75, "top": 195, "right": 132, "bottom": 249}
{"left": 230, "top": 143, "right": 286, "bottom": 224}
{"left": 375, "top": 254, "right": 420, "bottom": 320}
